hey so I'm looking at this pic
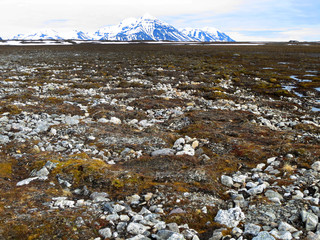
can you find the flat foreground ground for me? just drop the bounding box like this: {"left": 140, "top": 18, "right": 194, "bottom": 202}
{"left": 0, "top": 43, "right": 319, "bottom": 239}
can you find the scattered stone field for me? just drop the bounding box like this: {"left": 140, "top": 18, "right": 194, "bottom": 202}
{"left": 0, "top": 42, "right": 319, "bottom": 240}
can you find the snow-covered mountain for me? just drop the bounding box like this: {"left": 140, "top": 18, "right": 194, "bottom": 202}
{"left": 13, "top": 29, "right": 63, "bottom": 40}
{"left": 93, "top": 14, "right": 193, "bottom": 41}
{"left": 60, "top": 30, "right": 92, "bottom": 40}
{"left": 10, "top": 14, "right": 234, "bottom": 42}
{"left": 180, "top": 27, "right": 234, "bottom": 42}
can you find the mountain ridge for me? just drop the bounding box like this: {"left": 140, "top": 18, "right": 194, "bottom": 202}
{"left": 6, "top": 15, "right": 234, "bottom": 42}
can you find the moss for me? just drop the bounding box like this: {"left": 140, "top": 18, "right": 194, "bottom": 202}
{"left": 274, "top": 89, "right": 294, "bottom": 97}
{"left": 43, "top": 97, "right": 64, "bottom": 104}
{"left": 0, "top": 104, "right": 22, "bottom": 114}
{"left": 52, "top": 158, "right": 110, "bottom": 187}
{"left": 0, "top": 163, "right": 12, "bottom": 178}
{"left": 203, "top": 91, "right": 228, "bottom": 101}
{"left": 111, "top": 178, "right": 125, "bottom": 188}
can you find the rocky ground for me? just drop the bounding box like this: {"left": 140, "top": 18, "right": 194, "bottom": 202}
{"left": 0, "top": 42, "right": 319, "bottom": 240}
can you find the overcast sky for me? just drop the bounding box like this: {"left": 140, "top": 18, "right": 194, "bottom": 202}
{"left": 1, "top": 0, "right": 319, "bottom": 41}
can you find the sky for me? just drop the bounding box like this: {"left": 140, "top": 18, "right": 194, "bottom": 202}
{"left": 0, "top": 0, "right": 319, "bottom": 41}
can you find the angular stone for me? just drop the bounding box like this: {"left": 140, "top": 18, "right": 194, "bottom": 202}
{"left": 151, "top": 148, "right": 175, "bottom": 157}
{"left": 127, "top": 235, "right": 151, "bottom": 240}
{"left": 191, "top": 140, "right": 199, "bottom": 149}
{"left": 233, "top": 175, "right": 247, "bottom": 184}
{"left": 214, "top": 207, "right": 245, "bottom": 228}
{"left": 127, "top": 222, "right": 148, "bottom": 235}
{"left": 0, "top": 135, "right": 10, "bottom": 144}
{"left": 64, "top": 116, "right": 80, "bottom": 125}
{"left": 265, "top": 190, "right": 283, "bottom": 201}
{"left": 173, "top": 138, "right": 185, "bottom": 150}
{"left": 99, "top": 227, "right": 112, "bottom": 239}
{"left": 156, "top": 230, "right": 185, "bottom": 240}
{"left": 247, "top": 184, "right": 267, "bottom": 196}
{"left": 221, "top": 175, "right": 233, "bottom": 187}
{"left": 176, "top": 144, "right": 195, "bottom": 156}
{"left": 106, "top": 213, "right": 119, "bottom": 221}
{"left": 120, "top": 215, "right": 130, "bottom": 221}
{"left": 109, "top": 117, "right": 121, "bottom": 124}
{"left": 98, "top": 118, "right": 108, "bottom": 123}
{"left": 301, "top": 210, "right": 318, "bottom": 231}
{"left": 33, "top": 167, "right": 49, "bottom": 177}
{"left": 16, "top": 177, "right": 39, "bottom": 186}
{"left": 252, "top": 231, "right": 275, "bottom": 240}
{"left": 209, "top": 229, "right": 225, "bottom": 240}
{"left": 244, "top": 223, "right": 261, "bottom": 236}
{"left": 311, "top": 161, "right": 320, "bottom": 171}
{"left": 278, "top": 222, "right": 298, "bottom": 233}
{"left": 270, "top": 229, "right": 292, "bottom": 240}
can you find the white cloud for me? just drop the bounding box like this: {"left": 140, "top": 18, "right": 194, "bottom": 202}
{"left": 0, "top": 0, "right": 249, "bottom": 36}
{"left": 279, "top": 27, "right": 320, "bottom": 41}
{"left": 0, "top": 0, "right": 319, "bottom": 41}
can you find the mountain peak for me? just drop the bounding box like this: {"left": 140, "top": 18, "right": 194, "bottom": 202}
{"left": 9, "top": 15, "right": 234, "bottom": 42}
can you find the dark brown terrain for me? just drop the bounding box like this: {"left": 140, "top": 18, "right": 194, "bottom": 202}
{"left": 0, "top": 42, "right": 319, "bottom": 239}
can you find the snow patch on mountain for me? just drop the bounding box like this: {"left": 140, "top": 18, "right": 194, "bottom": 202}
{"left": 180, "top": 27, "right": 234, "bottom": 42}
{"left": 8, "top": 15, "right": 234, "bottom": 42}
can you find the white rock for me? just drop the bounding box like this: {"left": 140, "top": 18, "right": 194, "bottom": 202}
{"left": 110, "top": 117, "right": 121, "bottom": 124}
{"left": 127, "top": 222, "right": 148, "bottom": 235}
{"left": 267, "top": 157, "right": 277, "bottom": 164}
{"left": 0, "top": 135, "right": 10, "bottom": 144}
{"left": 99, "top": 227, "right": 112, "bottom": 239}
{"left": 33, "top": 167, "right": 50, "bottom": 177}
{"left": 65, "top": 116, "right": 80, "bottom": 125}
{"left": 244, "top": 223, "right": 261, "bottom": 236}
{"left": 114, "top": 204, "right": 126, "bottom": 213}
{"left": 221, "top": 175, "right": 234, "bottom": 187}
{"left": 232, "top": 175, "right": 247, "bottom": 184}
{"left": 173, "top": 138, "right": 185, "bottom": 150}
{"left": 301, "top": 210, "right": 318, "bottom": 231}
{"left": 120, "top": 215, "right": 130, "bottom": 221}
{"left": 16, "top": 177, "right": 39, "bottom": 186}
{"left": 151, "top": 148, "right": 175, "bottom": 157}
{"left": 176, "top": 144, "right": 195, "bottom": 156}
{"left": 214, "top": 207, "right": 245, "bottom": 228}
{"left": 311, "top": 161, "right": 320, "bottom": 171}
{"left": 138, "top": 119, "right": 153, "bottom": 127}
{"left": 98, "top": 118, "right": 108, "bottom": 123}
{"left": 278, "top": 222, "right": 298, "bottom": 233}
{"left": 252, "top": 231, "right": 275, "bottom": 240}
{"left": 292, "top": 190, "right": 304, "bottom": 200}
{"left": 247, "top": 183, "right": 267, "bottom": 196}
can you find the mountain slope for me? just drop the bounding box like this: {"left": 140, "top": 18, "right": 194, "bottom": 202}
{"left": 13, "top": 29, "right": 63, "bottom": 40}
{"left": 10, "top": 15, "right": 234, "bottom": 42}
{"left": 61, "top": 30, "right": 92, "bottom": 40}
{"left": 93, "top": 14, "right": 193, "bottom": 41}
{"left": 180, "top": 27, "right": 234, "bottom": 42}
